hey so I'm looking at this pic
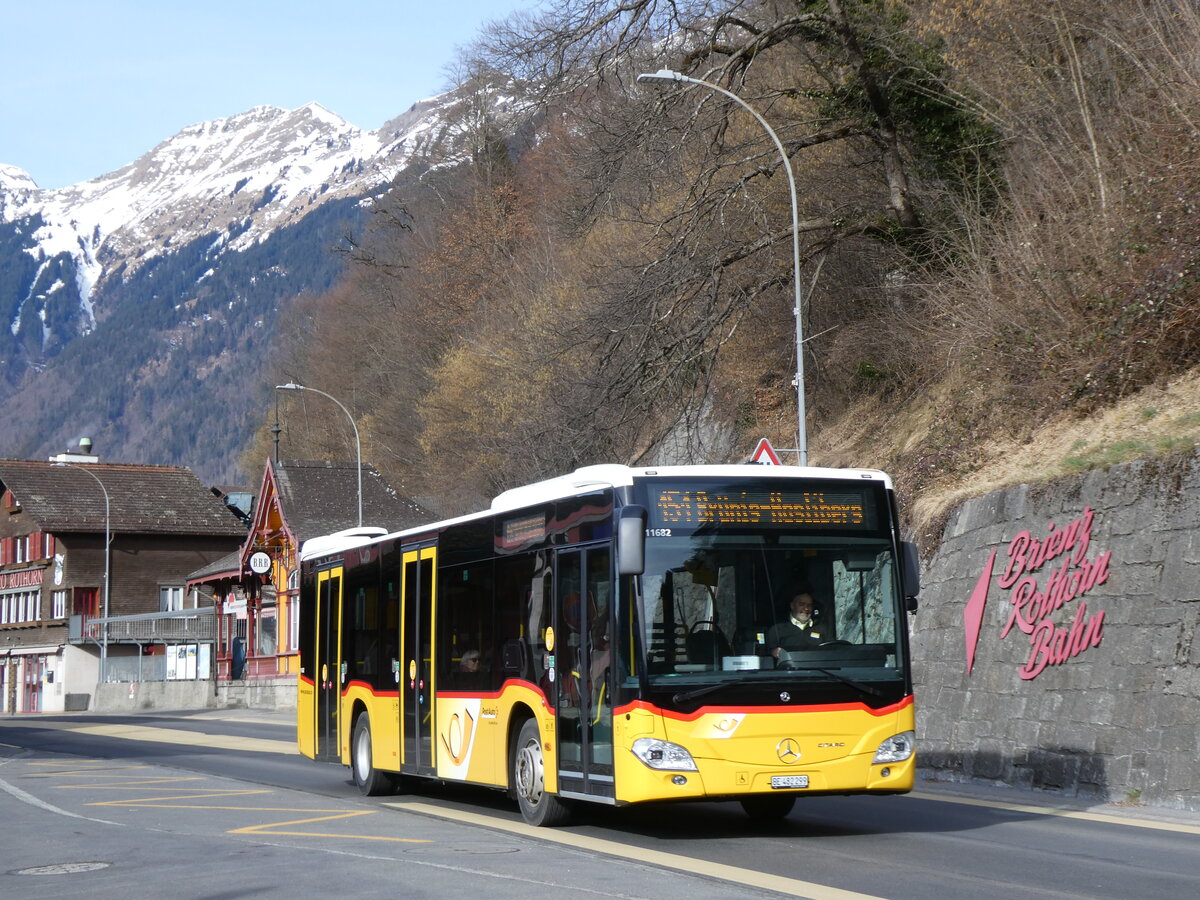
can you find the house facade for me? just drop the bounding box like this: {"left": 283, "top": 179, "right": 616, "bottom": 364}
{"left": 0, "top": 452, "right": 246, "bottom": 712}
{"left": 188, "top": 459, "right": 429, "bottom": 684}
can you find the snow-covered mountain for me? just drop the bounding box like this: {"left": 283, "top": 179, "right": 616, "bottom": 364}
{"left": 0, "top": 85, "right": 523, "bottom": 482}
{"left": 2, "top": 94, "right": 481, "bottom": 334}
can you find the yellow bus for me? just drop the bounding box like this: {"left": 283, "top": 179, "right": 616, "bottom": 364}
{"left": 297, "top": 464, "right": 920, "bottom": 825}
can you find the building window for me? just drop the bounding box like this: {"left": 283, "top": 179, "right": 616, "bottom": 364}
{"left": 52, "top": 590, "right": 67, "bottom": 619}
{"left": 1, "top": 590, "right": 40, "bottom": 624}
{"left": 257, "top": 608, "right": 277, "bottom": 657}
{"left": 160, "top": 586, "right": 185, "bottom": 612}
{"left": 288, "top": 595, "right": 300, "bottom": 652}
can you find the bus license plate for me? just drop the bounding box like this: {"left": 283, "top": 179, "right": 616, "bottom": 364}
{"left": 771, "top": 775, "right": 809, "bottom": 789}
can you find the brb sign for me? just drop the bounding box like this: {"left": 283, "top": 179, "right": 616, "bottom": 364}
{"left": 964, "top": 507, "right": 1111, "bottom": 680}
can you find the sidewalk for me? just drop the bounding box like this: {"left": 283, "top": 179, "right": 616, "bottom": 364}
{"left": 912, "top": 771, "right": 1200, "bottom": 831}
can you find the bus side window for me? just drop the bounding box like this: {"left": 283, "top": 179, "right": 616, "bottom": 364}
{"left": 497, "top": 554, "right": 541, "bottom": 682}
{"left": 438, "top": 561, "right": 494, "bottom": 689}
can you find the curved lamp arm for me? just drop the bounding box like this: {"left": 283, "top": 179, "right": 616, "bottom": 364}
{"left": 275, "top": 382, "right": 363, "bottom": 527}
{"left": 637, "top": 69, "right": 808, "bottom": 465}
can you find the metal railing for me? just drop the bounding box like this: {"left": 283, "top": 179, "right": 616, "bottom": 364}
{"left": 70, "top": 608, "right": 217, "bottom": 645}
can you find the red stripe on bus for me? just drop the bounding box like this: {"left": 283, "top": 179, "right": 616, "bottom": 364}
{"left": 614, "top": 694, "right": 914, "bottom": 721}
{"left": 336, "top": 678, "right": 554, "bottom": 711}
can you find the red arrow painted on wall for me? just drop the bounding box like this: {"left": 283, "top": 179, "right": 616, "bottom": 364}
{"left": 964, "top": 550, "right": 995, "bottom": 675}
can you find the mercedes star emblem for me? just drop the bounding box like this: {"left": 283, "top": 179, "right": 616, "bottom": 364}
{"left": 777, "top": 737, "right": 802, "bottom": 764}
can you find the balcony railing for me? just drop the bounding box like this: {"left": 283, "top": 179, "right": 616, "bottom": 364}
{"left": 69, "top": 608, "right": 217, "bottom": 645}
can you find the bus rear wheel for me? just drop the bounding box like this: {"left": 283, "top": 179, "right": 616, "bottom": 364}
{"left": 352, "top": 714, "right": 396, "bottom": 796}
{"left": 512, "top": 719, "right": 572, "bottom": 826}
{"left": 740, "top": 794, "right": 796, "bottom": 820}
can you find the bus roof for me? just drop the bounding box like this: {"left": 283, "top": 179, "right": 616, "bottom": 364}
{"left": 489, "top": 464, "right": 893, "bottom": 513}
{"left": 301, "top": 464, "right": 894, "bottom": 562}
{"left": 299, "top": 526, "right": 389, "bottom": 562}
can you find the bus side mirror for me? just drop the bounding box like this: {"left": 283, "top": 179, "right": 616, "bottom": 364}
{"left": 617, "top": 505, "right": 647, "bottom": 576}
{"left": 901, "top": 541, "right": 920, "bottom": 612}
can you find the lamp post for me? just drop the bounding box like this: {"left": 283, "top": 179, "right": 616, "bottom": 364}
{"left": 637, "top": 68, "right": 808, "bottom": 465}
{"left": 275, "top": 382, "right": 363, "bottom": 527}
{"left": 56, "top": 462, "right": 110, "bottom": 682}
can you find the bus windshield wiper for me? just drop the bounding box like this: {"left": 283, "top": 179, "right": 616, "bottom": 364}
{"left": 805, "top": 667, "right": 884, "bottom": 698}
{"left": 672, "top": 678, "right": 759, "bottom": 704}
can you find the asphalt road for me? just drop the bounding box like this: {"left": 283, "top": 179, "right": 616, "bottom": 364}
{"left": 2, "top": 710, "right": 1198, "bottom": 899}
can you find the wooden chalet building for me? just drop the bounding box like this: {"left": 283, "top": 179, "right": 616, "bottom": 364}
{"left": 0, "top": 450, "right": 246, "bottom": 712}
{"left": 188, "top": 459, "right": 429, "bottom": 684}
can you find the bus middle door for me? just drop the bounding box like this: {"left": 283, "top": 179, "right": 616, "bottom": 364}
{"left": 401, "top": 545, "right": 436, "bottom": 776}
{"left": 554, "top": 546, "right": 614, "bottom": 801}
{"left": 314, "top": 567, "right": 343, "bottom": 761}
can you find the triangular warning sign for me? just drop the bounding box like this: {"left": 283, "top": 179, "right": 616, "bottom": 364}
{"left": 750, "top": 438, "right": 782, "bottom": 466}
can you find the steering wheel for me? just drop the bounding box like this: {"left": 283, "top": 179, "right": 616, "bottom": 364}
{"left": 775, "top": 649, "right": 802, "bottom": 669}
{"left": 819, "top": 640, "right": 852, "bottom": 647}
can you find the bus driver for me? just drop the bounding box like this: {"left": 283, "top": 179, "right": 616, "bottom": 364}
{"left": 767, "top": 592, "right": 824, "bottom": 658}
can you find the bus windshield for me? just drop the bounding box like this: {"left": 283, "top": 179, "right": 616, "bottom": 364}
{"left": 634, "top": 477, "right": 906, "bottom": 690}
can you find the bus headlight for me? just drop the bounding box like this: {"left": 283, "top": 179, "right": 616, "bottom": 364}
{"left": 873, "top": 730, "right": 915, "bottom": 764}
{"left": 632, "top": 737, "right": 699, "bottom": 771}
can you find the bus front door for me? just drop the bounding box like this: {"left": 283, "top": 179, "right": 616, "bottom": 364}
{"left": 401, "top": 546, "right": 436, "bottom": 776}
{"left": 314, "top": 567, "right": 343, "bottom": 761}
{"left": 555, "top": 546, "right": 615, "bottom": 801}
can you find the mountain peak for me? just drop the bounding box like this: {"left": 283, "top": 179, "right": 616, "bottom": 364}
{"left": 296, "top": 102, "right": 348, "bottom": 127}
{"left": 0, "top": 77, "right": 528, "bottom": 483}
{"left": 0, "top": 164, "right": 38, "bottom": 193}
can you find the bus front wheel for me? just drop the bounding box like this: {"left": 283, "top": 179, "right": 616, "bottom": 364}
{"left": 352, "top": 714, "right": 396, "bottom": 796}
{"left": 512, "top": 719, "right": 572, "bottom": 826}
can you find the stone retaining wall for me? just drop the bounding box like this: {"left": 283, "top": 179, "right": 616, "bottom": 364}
{"left": 94, "top": 677, "right": 296, "bottom": 713}
{"left": 913, "top": 451, "right": 1200, "bottom": 810}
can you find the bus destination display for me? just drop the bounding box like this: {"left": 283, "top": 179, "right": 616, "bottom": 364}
{"left": 499, "top": 513, "right": 547, "bottom": 550}
{"left": 652, "top": 486, "right": 874, "bottom": 530}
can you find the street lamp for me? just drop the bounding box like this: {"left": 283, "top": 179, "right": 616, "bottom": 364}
{"left": 55, "top": 462, "right": 111, "bottom": 682}
{"left": 275, "top": 382, "right": 363, "bottom": 527}
{"left": 637, "top": 68, "right": 808, "bottom": 465}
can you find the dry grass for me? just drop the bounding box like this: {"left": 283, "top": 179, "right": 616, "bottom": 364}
{"left": 814, "top": 365, "right": 1200, "bottom": 541}
{"left": 798, "top": 1, "right": 1200, "bottom": 545}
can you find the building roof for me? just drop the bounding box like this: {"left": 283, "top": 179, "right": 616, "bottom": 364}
{"left": 0, "top": 459, "right": 248, "bottom": 536}
{"left": 271, "top": 459, "right": 430, "bottom": 541}
{"left": 186, "top": 549, "right": 245, "bottom": 583}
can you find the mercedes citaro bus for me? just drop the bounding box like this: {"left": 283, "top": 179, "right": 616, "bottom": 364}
{"left": 297, "top": 464, "right": 919, "bottom": 825}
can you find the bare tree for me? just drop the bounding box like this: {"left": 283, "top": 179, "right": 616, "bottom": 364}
{"left": 461, "top": 0, "right": 999, "bottom": 461}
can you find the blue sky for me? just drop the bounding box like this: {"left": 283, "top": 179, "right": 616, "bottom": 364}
{"left": 2, "top": 1, "right": 538, "bottom": 189}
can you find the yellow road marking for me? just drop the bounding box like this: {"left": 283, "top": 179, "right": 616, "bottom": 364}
{"left": 58, "top": 777, "right": 211, "bottom": 788}
{"left": 909, "top": 791, "right": 1200, "bottom": 835}
{"left": 25, "top": 765, "right": 162, "bottom": 778}
{"left": 231, "top": 811, "right": 431, "bottom": 842}
{"left": 27, "top": 763, "right": 432, "bottom": 847}
{"left": 27, "top": 761, "right": 156, "bottom": 774}
{"left": 89, "top": 789, "right": 277, "bottom": 807}
{"left": 386, "top": 801, "right": 886, "bottom": 900}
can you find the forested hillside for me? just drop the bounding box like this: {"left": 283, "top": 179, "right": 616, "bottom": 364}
{"left": 259, "top": 0, "right": 1200, "bottom": 531}
{"left": 1, "top": 196, "right": 362, "bottom": 481}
